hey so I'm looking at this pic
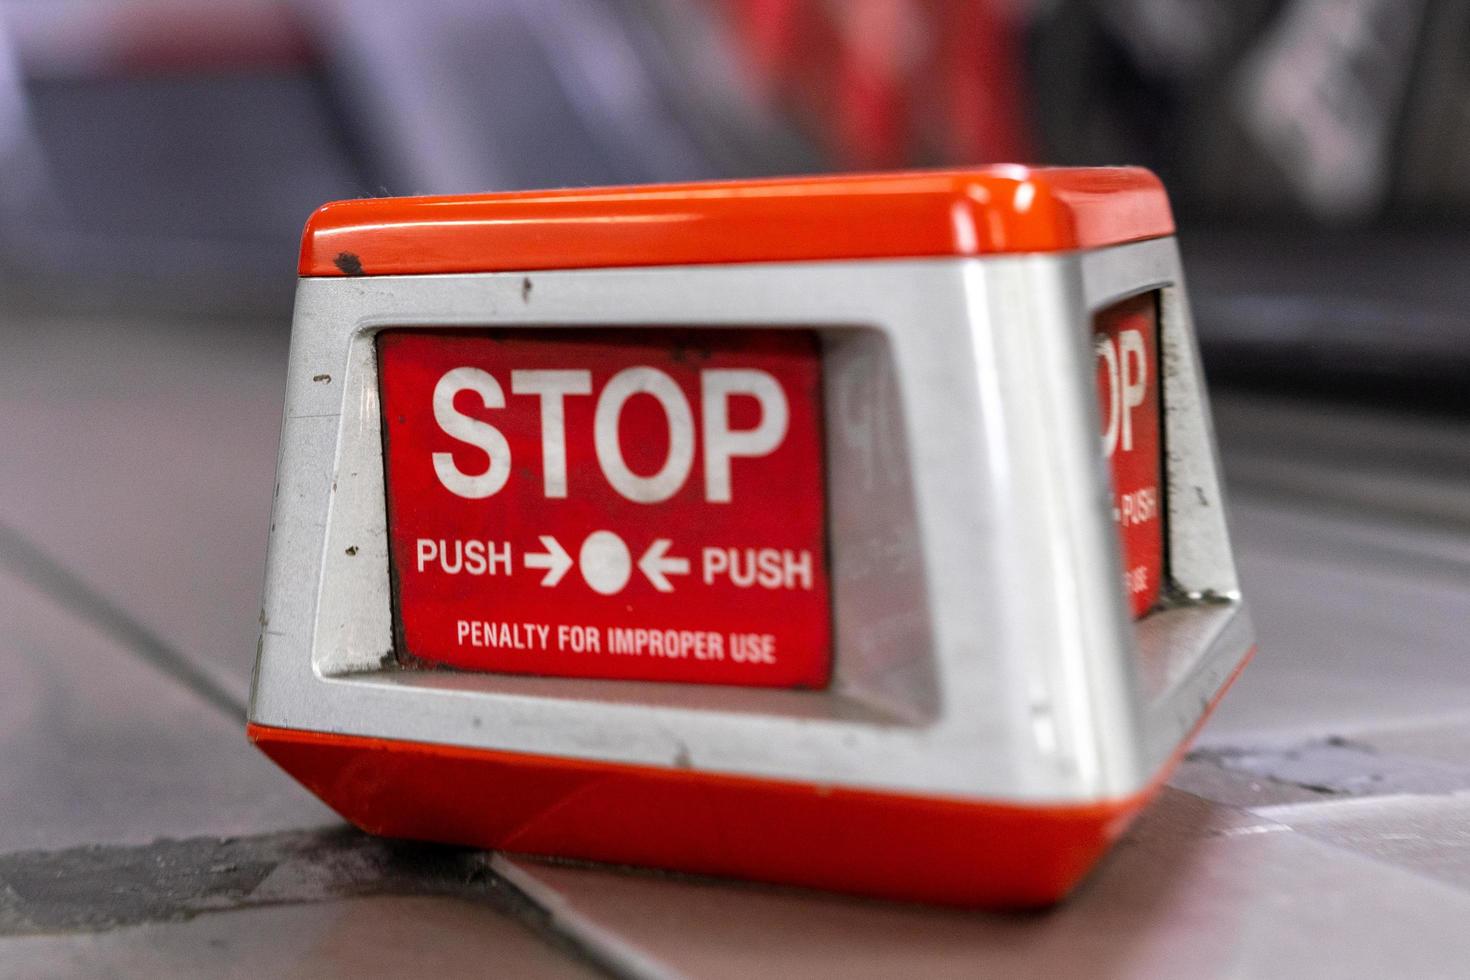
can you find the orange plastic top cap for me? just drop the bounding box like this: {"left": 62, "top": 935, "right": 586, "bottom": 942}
{"left": 300, "top": 166, "right": 1174, "bottom": 278}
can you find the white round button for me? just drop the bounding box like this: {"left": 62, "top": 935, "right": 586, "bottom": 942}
{"left": 579, "top": 530, "right": 632, "bottom": 595}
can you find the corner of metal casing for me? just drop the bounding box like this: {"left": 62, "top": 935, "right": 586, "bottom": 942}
{"left": 1081, "top": 237, "right": 1256, "bottom": 790}
{"left": 957, "top": 252, "right": 1152, "bottom": 802}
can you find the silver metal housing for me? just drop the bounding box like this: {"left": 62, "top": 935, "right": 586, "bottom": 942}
{"left": 249, "top": 237, "right": 1252, "bottom": 804}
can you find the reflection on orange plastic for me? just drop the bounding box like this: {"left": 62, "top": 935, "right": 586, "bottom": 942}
{"left": 299, "top": 166, "right": 1173, "bottom": 278}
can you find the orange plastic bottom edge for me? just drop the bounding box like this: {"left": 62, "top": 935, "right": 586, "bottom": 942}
{"left": 249, "top": 647, "right": 1253, "bottom": 908}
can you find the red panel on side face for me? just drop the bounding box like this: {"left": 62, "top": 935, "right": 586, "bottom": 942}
{"left": 1095, "top": 294, "right": 1165, "bottom": 617}
{"left": 378, "top": 329, "right": 831, "bottom": 688}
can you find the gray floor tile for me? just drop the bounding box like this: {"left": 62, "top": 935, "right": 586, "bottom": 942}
{"left": 1198, "top": 496, "right": 1470, "bottom": 742}
{"left": 1199, "top": 392, "right": 1470, "bottom": 744}
{"left": 0, "top": 569, "right": 333, "bottom": 853}
{"left": 496, "top": 788, "right": 1470, "bottom": 980}
{"left": 1168, "top": 755, "right": 1325, "bottom": 809}
{"left": 1186, "top": 736, "right": 1470, "bottom": 799}
{"left": 0, "top": 315, "right": 289, "bottom": 701}
{"left": 1358, "top": 718, "right": 1470, "bottom": 770}
{"left": 0, "top": 895, "right": 595, "bottom": 980}
{"left": 1258, "top": 793, "right": 1470, "bottom": 893}
{"left": 1211, "top": 392, "right": 1470, "bottom": 528}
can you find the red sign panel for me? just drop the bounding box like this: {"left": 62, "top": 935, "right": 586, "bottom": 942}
{"left": 378, "top": 329, "right": 831, "bottom": 688}
{"left": 1095, "top": 294, "right": 1165, "bottom": 617}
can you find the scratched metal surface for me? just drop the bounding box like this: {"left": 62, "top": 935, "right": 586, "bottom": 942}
{"left": 1, "top": 308, "right": 1467, "bottom": 977}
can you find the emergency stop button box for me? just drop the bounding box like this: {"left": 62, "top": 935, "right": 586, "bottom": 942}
{"left": 380, "top": 329, "right": 830, "bottom": 686}
{"left": 249, "top": 167, "right": 1254, "bottom": 908}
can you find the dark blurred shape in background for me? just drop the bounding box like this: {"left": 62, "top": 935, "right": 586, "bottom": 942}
{"left": 1, "top": 0, "right": 1466, "bottom": 399}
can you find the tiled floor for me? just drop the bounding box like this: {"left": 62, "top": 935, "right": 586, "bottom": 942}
{"left": 0, "top": 568, "right": 331, "bottom": 853}
{"left": 2, "top": 315, "right": 1467, "bottom": 977}
{"left": 5, "top": 897, "right": 598, "bottom": 980}
{"left": 495, "top": 803, "right": 1470, "bottom": 980}
{"left": 0, "top": 316, "right": 288, "bottom": 701}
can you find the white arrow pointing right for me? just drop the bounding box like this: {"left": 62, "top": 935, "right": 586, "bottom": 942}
{"left": 523, "top": 535, "right": 572, "bottom": 587}
{"left": 638, "top": 538, "right": 690, "bottom": 592}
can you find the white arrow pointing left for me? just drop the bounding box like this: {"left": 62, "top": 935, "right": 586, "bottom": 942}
{"left": 523, "top": 535, "right": 572, "bottom": 587}
{"left": 638, "top": 538, "right": 690, "bottom": 593}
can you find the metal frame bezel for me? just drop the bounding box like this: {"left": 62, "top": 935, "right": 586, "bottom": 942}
{"left": 250, "top": 238, "right": 1251, "bottom": 803}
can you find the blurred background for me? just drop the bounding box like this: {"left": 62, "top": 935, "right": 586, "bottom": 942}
{"left": 2, "top": 0, "right": 1468, "bottom": 396}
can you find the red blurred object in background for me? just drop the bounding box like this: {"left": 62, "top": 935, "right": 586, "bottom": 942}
{"left": 723, "top": 0, "right": 1033, "bottom": 169}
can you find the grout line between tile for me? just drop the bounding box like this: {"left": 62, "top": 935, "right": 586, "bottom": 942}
{"left": 0, "top": 828, "right": 639, "bottom": 978}
{"left": 491, "top": 854, "right": 684, "bottom": 980}
{"left": 0, "top": 520, "right": 245, "bottom": 721}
